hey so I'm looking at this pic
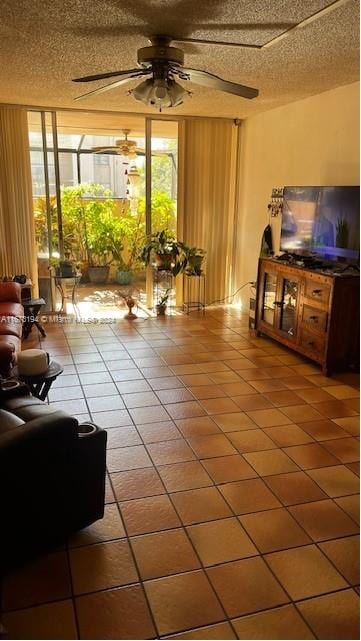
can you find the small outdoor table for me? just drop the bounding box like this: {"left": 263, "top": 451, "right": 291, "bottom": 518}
{"left": 51, "top": 273, "right": 81, "bottom": 313}
{"left": 11, "top": 361, "right": 64, "bottom": 401}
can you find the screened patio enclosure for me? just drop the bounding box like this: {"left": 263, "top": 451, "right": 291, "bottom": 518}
{"left": 27, "top": 110, "right": 178, "bottom": 319}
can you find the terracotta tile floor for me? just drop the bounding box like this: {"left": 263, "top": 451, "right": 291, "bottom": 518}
{"left": 1, "top": 308, "right": 359, "bottom": 639}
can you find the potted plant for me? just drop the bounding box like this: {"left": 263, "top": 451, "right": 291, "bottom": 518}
{"left": 85, "top": 208, "right": 119, "bottom": 284}
{"left": 140, "top": 229, "right": 183, "bottom": 274}
{"left": 115, "top": 258, "right": 134, "bottom": 286}
{"left": 49, "top": 257, "right": 76, "bottom": 277}
{"left": 156, "top": 288, "right": 172, "bottom": 316}
{"left": 86, "top": 234, "right": 113, "bottom": 282}
{"left": 108, "top": 218, "right": 137, "bottom": 286}
{"left": 182, "top": 245, "right": 206, "bottom": 275}
{"left": 59, "top": 184, "right": 120, "bottom": 284}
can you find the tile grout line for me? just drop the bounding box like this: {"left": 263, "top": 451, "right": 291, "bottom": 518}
{"left": 10, "top": 312, "right": 359, "bottom": 638}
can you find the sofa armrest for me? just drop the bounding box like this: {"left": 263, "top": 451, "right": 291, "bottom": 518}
{"left": 0, "top": 411, "right": 78, "bottom": 465}
{"left": 0, "top": 282, "right": 22, "bottom": 303}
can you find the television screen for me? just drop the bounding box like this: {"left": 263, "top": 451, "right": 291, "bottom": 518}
{"left": 281, "top": 186, "right": 360, "bottom": 262}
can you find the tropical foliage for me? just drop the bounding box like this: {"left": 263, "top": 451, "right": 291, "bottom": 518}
{"left": 33, "top": 183, "right": 177, "bottom": 272}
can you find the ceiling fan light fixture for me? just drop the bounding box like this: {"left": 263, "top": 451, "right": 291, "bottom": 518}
{"left": 132, "top": 77, "right": 188, "bottom": 111}
{"left": 132, "top": 78, "right": 155, "bottom": 103}
{"left": 167, "top": 79, "right": 190, "bottom": 106}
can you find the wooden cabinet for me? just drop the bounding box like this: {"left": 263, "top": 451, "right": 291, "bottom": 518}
{"left": 255, "top": 258, "right": 359, "bottom": 375}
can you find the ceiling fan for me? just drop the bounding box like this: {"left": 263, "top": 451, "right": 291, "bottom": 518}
{"left": 72, "top": 35, "right": 259, "bottom": 111}
{"left": 91, "top": 128, "right": 172, "bottom": 161}
{"left": 91, "top": 129, "right": 143, "bottom": 157}
{"left": 72, "top": 2, "right": 350, "bottom": 110}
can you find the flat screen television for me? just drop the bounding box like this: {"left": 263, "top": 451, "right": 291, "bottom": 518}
{"left": 280, "top": 186, "right": 360, "bottom": 263}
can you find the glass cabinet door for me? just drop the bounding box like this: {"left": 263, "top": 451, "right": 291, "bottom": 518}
{"left": 261, "top": 272, "right": 278, "bottom": 326}
{"left": 279, "top": 278, "right": 299, "bottom": 338}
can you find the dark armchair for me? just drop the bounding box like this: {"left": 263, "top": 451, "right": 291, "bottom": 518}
{"left": 0, "top": 391, "right": 107, "bottom": 574}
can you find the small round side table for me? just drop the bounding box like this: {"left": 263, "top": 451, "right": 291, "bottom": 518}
{"left": 11, "top": 361, "right": 64, "bottom": 401}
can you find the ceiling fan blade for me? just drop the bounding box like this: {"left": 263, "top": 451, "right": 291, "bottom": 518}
{"left": 91, "top": 147, "right": 119, "bottom": 152}
{"left": 181, "top": 67, "right": 258, "bottom": 99}
{"left": 172, "top": 36, "right": 262, "bottom": 49}
{"left": 74, "top": 73, "right": 150, "bottom": 101}
{"left": 73, "top": 68, "right": 148, "bottom": 83}
{"left": 135, "top": 148, "right": 171, "bottom": 158}
{"left": 152, "top": 150, "right": 175, "bottom": 157}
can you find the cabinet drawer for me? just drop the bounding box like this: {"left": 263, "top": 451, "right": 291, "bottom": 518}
{"left": 300, "top": 329, "right": 325, "bottom": 355}
{"left": 304, "top": 280, "right": 331, "bottom": 305}
{"left": 302, "top": 305, "right": 328, "bottom": 333}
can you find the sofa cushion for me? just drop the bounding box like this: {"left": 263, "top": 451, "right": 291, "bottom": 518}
{"left": 0, "top": 409, "right": 25, "bottom": 435}
{"left": 0, "top": 335, "right": 20, "bottom": 352}
{"left": 0, "top": 302, "right": 24, "bottom": 320}
{"left": 0, "top": 318, "right": 22, "bottom": 338}
{"left": 0, "top": 337, "right": 16, "bottom": 354}
{"left": 0, "top": 282, "right": 22, "bottom": 303}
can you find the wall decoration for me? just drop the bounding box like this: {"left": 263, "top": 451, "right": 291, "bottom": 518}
{"left": 268, "top": 187, "right": 284, "bottom": 217}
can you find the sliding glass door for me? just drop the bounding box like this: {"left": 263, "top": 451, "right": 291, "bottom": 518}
{"left": 147, "top": 119, "right": 178, "bottom": 308}
{"left": 27, "top": 110, "right": 178, "bottom": 316}
{"left": 28, "top": 111, "right": 62, "bottom": 263}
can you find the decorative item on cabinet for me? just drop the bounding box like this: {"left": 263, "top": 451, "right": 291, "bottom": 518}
{"left": 268, "top": 187, "right": 284, "bottom": 217}
{"left": 260, "top": 224, "right": 274, "bottom": 257}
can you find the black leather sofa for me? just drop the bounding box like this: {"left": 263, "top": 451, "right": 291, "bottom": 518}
{"left": 0, "top": 391, "right": 107, "bottom": 574}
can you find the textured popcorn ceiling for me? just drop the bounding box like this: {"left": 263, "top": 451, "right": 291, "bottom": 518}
{"left": 0, "top": 0, "right": 359, "bottom": 119}
{"left": 28, "top": 110, "right": 178, "bottom": 139}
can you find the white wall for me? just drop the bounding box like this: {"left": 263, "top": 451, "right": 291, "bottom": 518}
{"left": 233, "top": 81, "right": 360, "bottom": 305}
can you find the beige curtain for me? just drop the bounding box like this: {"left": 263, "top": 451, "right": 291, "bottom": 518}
{"left": 0, "top": 108, "right": 38, "bottom": 294}
{"left": 177, "top": 118, "right": 239, "bottom": 304}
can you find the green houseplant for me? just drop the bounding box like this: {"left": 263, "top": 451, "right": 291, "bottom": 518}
{"left": 60, "top": 184, "right": 120, "bottom": 283}
{"left": 112, "top": 211, "right": 145, "bottom": 285}
{"left": 181, "top": 245, "right": 206, "bottom": 275}
{"left": 86, "top": 216, "right": 114, "bottom": 284}
{"left": 110, "top": 237, "right": 133, "bottom": 286}
{"left": 49, "top": 257, "right": 76, "bottom": 277}
{"left": 104, "top": 210, "right": 146, "bottom": 286}
{"left": 156, "top": 288, "right": 172, "bottom": 316}
{"left": 140, "top": 229, "right": 185, "bottom": 275}
{"left": 34, "top": 184, "right": 148, "bottom": 285}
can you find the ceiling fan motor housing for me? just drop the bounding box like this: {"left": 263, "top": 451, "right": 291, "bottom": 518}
{"left": 137, "top": 44, "right": 184, "bottom": 68}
